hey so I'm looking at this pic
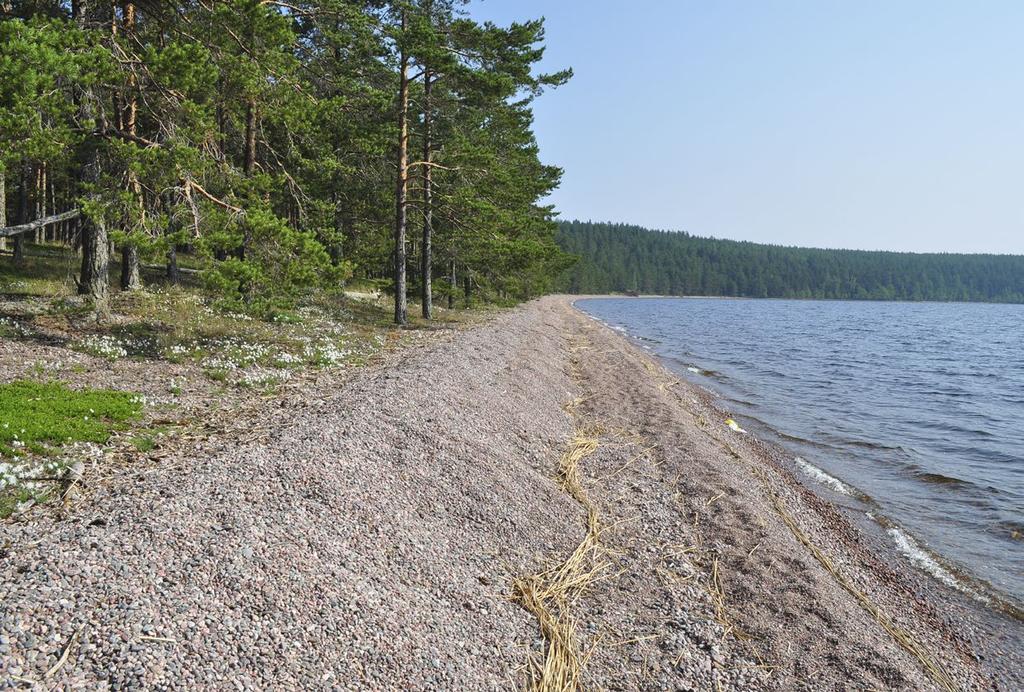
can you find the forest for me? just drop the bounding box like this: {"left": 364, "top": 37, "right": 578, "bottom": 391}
{"left": 0, "top": 0, "right": 572, "bottom": 323}
{"left": 556, "top": 221, "right": 1024, "bottom": 303}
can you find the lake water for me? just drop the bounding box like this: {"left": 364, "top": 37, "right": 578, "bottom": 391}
{"left": 578, "top": 297, "right": 1024, "bottom": 615}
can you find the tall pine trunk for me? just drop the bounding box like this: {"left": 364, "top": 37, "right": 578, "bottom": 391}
{"left": 162, "top": 191, "right": 180, "bottom": 284}
{"left": 120, "top": 245, "right": 141, "bottom": 290}
{"left": 448, "top": 258, "right": 455, "bottom": 309}
{"left": 119, "top": 0, "right": 142, "bottom": 291}
{"left": 421, "top": 70, "right": 433, "bottom": 319}
{"left": 34, "top": 165, "right": 45, "bottom": 243}
{"left": 0, "top": 171, "right": 6, "bottom": 253}
{"left": 13, "top": 164, "right": 28, "bottom": 264}
{"left": 46, "top": 168, "right": 57, "bottom": 243}
{"left": 393, "top": 12, "right": 409, "bottom": 325}
{"left": 236, "top": 98, "right": 256, "bottom": 286}
{"left": 76, "top": 0, "right": 109, "bottom": 309}
{"left": 330, "top": 190, "right": 343, "bottom": 266}
{"left": 167, "top": 243, "right": 179, "bottom": 285}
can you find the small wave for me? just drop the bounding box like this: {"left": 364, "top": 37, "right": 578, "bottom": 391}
{"left": 886, "top": 527, "right": 990, "bottom": 604}
{"left": 842, "top": 438, "right": 904, "bottom": 452}
{"left": 778, "top": 430, "right": 829, "bottom": 446}
{"left": 916, "top": 472, "right": 970, "bottom": 487}
{"left": 687, "top": 366, "right": 701, "bottom": 374}
{"left": 794, "top": 457, "right": 853, "bottom": 495}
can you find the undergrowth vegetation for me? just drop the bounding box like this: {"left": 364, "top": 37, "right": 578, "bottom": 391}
{"left": 0, "top": 380, "right": 141, "bottom": 456}
{"left": 1, "top": 244, "right": 469, "bottom": 388}
{"left": 0, "top": 380, "right": 142, "bottom": 517}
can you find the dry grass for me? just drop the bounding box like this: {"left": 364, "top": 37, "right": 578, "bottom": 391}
{"left": 513, "top": 420, "right": 609, "bottom": 691}
{"left": 512, "top": 335, "right": 614, "bottom": 691}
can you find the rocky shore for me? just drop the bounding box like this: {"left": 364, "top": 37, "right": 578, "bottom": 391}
{"left": 0, "top": 296, "right": 995, "bottom": 689}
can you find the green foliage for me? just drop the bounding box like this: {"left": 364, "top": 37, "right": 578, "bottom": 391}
{"left": 130, "top": 434, "right": 157, "bottom": 452}
{"left": 0, "top": 18, "right": 105, "bottom": 171}
{"left": 199, "top": 208, "right": 349, "bottom": 311}
{"left": 0, "top": 380, "right": 141, "bottom": 457}
{"left": 1, "top": 1, "right": 569, "bottom": 315}
{"left": 556, "top": 221, "right": 1024, "bottom": 303}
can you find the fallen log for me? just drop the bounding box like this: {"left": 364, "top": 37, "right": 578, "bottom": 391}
{"left": 0, "top": 209, "right": 80, "bottom": 238}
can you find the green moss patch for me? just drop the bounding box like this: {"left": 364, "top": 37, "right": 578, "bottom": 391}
{"left": 0, "top": 380, "right": 142, "bottom": 457}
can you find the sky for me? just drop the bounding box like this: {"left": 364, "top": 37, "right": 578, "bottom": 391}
{"left": 468, "top": 1, "right": 1024, "bottom": 254}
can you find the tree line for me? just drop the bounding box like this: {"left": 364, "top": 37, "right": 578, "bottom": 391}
{"left": 0, "top": 0, "right": 573, "bottom": 322}
{"left": 557, "top": 221, "right": 1024, "bottom": 303}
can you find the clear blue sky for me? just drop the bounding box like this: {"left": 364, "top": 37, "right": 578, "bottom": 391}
{"left": 469, "top": 1, "right": 1024, "bottom": 254}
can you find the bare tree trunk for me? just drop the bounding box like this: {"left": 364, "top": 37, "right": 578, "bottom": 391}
{"left": 0, "top": 171, "right": 6, "bottom": 253}
{"left": 421, "top": 70, "right": 433, "bottom": 319}
{"left": 122, "top": 2, "right": 138, "bottom": 132}
{"left": 35, "top": 165, "right": 45, "bottom": 243}
{"left": 167, "top": 243, "right": 179, "bottom": 284}
{"left": 118, "top": 0, "right": 143, "bottom": 292}
{"left": 448, "top": 258, "right": 455, "bottom": 309}
{"left": 244, "top": 100, "right": 256, "bottom": 178}
{"left": 46, "top": 167, "right": 56, "bottom": 243}
{"left": 13, "top": 164, "right": 28, "bottom": 264}
{"left": 162, "top": 192, "right": 180, "bottom": 284}
{"left": 236, "top": 98, "right": 257, "bottom": 302}
{"left": 79, "top": 195, "right": 109, "bottom": 307}
{"left": 393, "top": 11, "right": 409, "bottom": 325}
{"left": 120, "top": 245, "right": 141, "bottom": 290}
{"left": 76, "top": 0, "right": 110, "bottom": 310}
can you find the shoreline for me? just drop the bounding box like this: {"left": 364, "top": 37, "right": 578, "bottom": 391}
{"left": 579, "top": 292, "right": 1024, "bottom": 306}
{"left": 0, "top": 296, "right": 1011, "bottom": 687}
{"left": 573, "top": 295, "right": 1022, "bottom": 687}
{"left": 579, "top": 296, "right": 1020, "bottom": 611}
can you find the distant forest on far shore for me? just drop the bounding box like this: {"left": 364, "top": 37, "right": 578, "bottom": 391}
{"left": 555, "top": 221, "right": 1024, "bottom": 303}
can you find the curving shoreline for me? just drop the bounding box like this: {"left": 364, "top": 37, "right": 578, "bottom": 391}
{"left": 1, "top": 296, "right": 1013, "bottom": 688}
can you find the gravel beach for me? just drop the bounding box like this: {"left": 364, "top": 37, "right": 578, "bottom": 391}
{"left": 0, "top": 296, "right": 998, "bottom": 688}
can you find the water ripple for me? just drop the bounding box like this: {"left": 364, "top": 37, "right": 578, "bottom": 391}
{"left": 580, "top": 297, "right": 1024, "bottom": 609}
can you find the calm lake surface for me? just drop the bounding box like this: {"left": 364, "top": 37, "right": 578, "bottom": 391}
{"left": 578, "top": 297, "right": 1024, "bottom": 612}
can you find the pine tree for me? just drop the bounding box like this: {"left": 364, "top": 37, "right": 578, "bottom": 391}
{"left": 1, "top": 2, "right": 574, "bottom": 314}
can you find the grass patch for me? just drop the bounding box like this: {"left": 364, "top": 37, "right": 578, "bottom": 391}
{"left": 0, "top": 380, "right": 142, "bottom": 518}
{"left": 0, "top": 243, "right": 79, "bottom": 297}
{"left": 130, "top": 434, "right": 157, "bottom": 452}
{"left": 0, "top": 380, "right": 141, "bottom": 457}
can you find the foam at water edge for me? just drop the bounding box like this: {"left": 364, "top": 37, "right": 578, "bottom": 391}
{"left": 886, "top": 526, "right": 990, "bottom": 604}
{"left": 794, "top": 457, "right": 853, "bottom": 495}
{"left": 687, "top": 366, "right": 701, "bottom": 374}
